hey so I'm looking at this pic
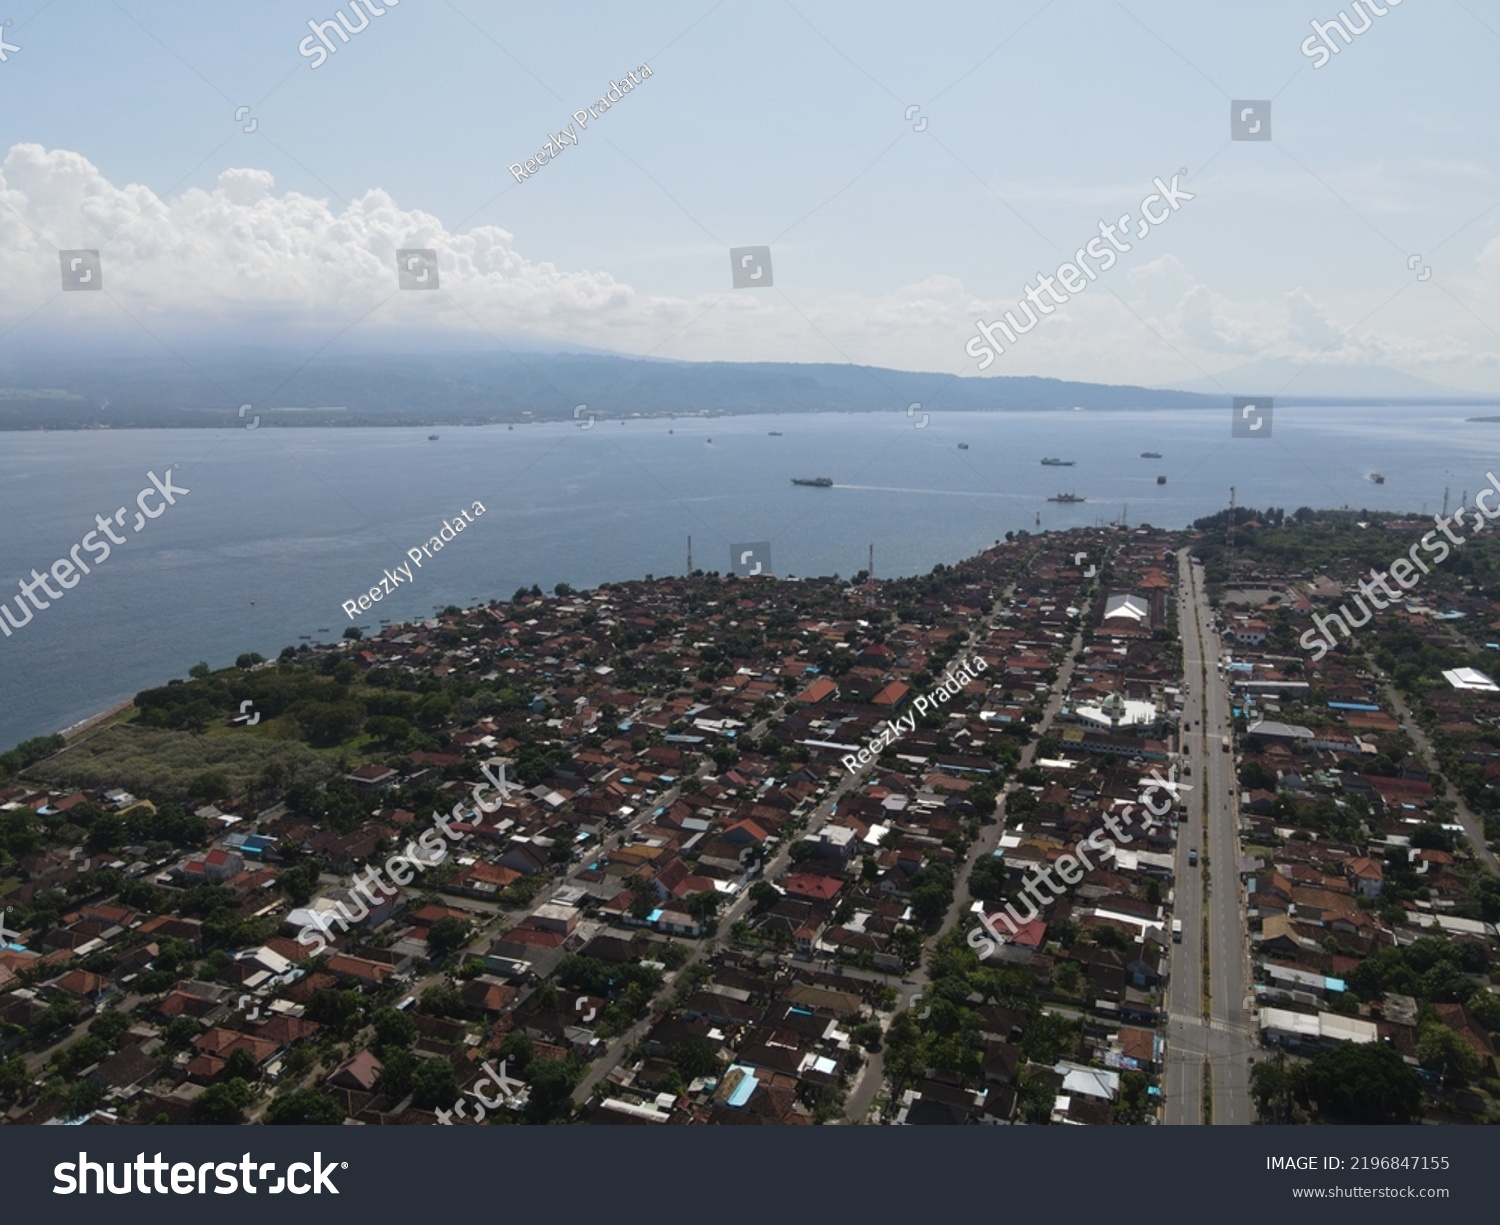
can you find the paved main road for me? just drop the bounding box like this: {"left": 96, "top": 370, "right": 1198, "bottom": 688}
{"left": 1164, "top": 550, "right": 1256, "bottom": 1125}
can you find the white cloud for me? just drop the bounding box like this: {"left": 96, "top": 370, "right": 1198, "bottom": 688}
{"left": 1, "top": 143, "right": 1498, "bottom": 388}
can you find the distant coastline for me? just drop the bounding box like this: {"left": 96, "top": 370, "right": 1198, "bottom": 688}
{"left": 5, "top": 350, "right": 1499, "bottom": 430}
{"left": 7, "top": 397, "right": 1500, "bottom": 432}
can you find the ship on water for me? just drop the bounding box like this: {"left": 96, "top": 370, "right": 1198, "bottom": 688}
{"left": 1041, "top": 457, "right": 1075, "bottom": 466}
{"left": 1141, "top": 451, "right": 1162, "bottom": 458}
{"left": 1048, "top": 492, "right": 1084, "bottom": 503}
{"left": 957, "top": 442, "right": 969, "bottom": 450}
{"left": 1157, "top": 474, "right": 1167, "bottom": 485}
{"left": 1368, "top": 472, "right": 1385, "bottom": 484}
{"left": 792, "top": 476, "right": 834, "bottom": 487}
{"left": 768, "top": 431, "right": 783, "bottom": 436}
{"left": 428, "top": 434, "right": 439, "bottom": 441}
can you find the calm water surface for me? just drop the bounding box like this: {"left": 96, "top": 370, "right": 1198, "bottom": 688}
{"left": 0, "top": 405, "right": 1494, "bottom": 748}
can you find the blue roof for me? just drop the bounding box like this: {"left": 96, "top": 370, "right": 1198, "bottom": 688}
{"left": 725, "top": 1064, "right": 759, "bottom": 1107}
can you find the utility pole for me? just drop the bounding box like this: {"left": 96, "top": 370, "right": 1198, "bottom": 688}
{"left": 1226, "top": 486, "right": 1236, "bottom": 580}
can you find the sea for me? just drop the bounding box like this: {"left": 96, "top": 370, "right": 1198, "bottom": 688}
{"left": 1, "top": 404, "right": 1496, "bottom": 752}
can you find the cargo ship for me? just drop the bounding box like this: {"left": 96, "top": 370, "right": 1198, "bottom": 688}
{"left": 792, "top": 477, "right": 834, "bottom": 487}
{"left": 1048, "top": 492, "right": 1084, "bottom": 503}
{"left": 1041, "top": 457, "right": 1075, "bottom": 466}
{"left": 1141, "top": 451, "right": 1162, "bottom": 458}
{"left": 1368, "top": 472, "right": 1385, "bottom": 484}
{"left": 957, "top": 442, "right": 969, "bottom": 450}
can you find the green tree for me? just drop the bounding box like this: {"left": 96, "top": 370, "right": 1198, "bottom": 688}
{"left": 669, "top": 1037, "right": 719, "bottom": 1081}
{"left": 265, "top": 1089, "right": 346, "bottom": 1125}
{"left": 684, "top": 891, "right": 722, "bottom": 923}
{"left": 371, "top": 1007, "right": 419, "bottom": 1054}
{"left": 410, "top": 1056, "right": 459, "bottom": 1109}
{"left": 162, "top": 1015, "right": 202, "bottom": 1052}
{"left": 1115, "top": 1070, "right": 1151, "bottom": 1124}
{"left": 0, "top": 1054, "right": 31, "bottom": 1098}
{"left": 628, "top": 876, "right": 656, "bottom": 921}
{"left": 88, "top": 1009, "right": 131, "bottom": 1047}
{"left": 1416, "top": 1024, "right": 1482, "bottom": 1090}
{"left": 426, "top": 916, "right": 470, "bottom": 959}
{"left": 190, "top": 1078, "right": 254, "bottom": 1124}
{"left": 224, "top": 1048, "right": 261, "bottom": 1082}
{"left": 1305, "top": 1042, "right": 1422, "bottom": 1124}
{"left": 57, "top": 1078, "right": 105, "bottom": 1119}
{"left": 419, "top": 983, "right": 467, "bottom": 1019}
{"left": 1250, "top": 1055, "right": 1301, "bottom": 1124}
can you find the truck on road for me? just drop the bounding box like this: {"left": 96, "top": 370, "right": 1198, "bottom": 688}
{"left": 1221, "top": 735, "right": 1231, "bottom": 753}
{"left": 1171, "top": 919, "right": 1183, "bottom": 943}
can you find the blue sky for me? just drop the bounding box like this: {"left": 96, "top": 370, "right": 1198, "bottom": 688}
{"left": 3, "top": 0, "right": 1500, "bottom": 391}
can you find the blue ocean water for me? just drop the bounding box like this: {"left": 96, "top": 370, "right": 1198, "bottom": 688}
{"left": 0, "top": 404, "right": 1494, "bottom": 749}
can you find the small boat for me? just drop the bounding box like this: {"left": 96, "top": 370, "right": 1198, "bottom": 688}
{"left": 669, "top": 429, "right": 674, "bottom": 434}
{"left": 768, "top": 431, "right": 783, "bottom": 436}
{"left": 1041, "top": 457, "right": 1075, "bottom": 466}
{"left": 428, "top": 434, "right": 439, "bottom": 441}
{"left": 957, "top": 443, "right": 969, "bottom": 450}
{"left": 792, "top": 477, "right": 834, "bottom": 487}
{"left": 1048, "top": 492, "right": 1084, "bottom": 503}
{"left": 1141, "top": 451, "right": 1162, "bottom": 459}
{"left": 1157, "top": 474, "right": 1167, "bottom": 485}
{"left": 1368, "top": 472, "right": 1385, "bottom": 484}
{"left": 707, "top": 438, "right": 712, "bottom": 444}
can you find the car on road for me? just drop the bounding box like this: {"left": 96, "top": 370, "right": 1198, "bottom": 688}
{"left": 1188, "top": 848, "right": 1198, "bottom": 866}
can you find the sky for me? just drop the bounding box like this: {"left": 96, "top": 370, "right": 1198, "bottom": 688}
{"left": 3, "top": 0, "right": 1500, "bottom": 393}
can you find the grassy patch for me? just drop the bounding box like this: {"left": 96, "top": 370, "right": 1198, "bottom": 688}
{"left": 24, "top": 723, "right": 337, "bottom": 800}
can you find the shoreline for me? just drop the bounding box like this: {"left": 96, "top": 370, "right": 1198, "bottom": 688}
{"left": 6, "top": 399, "right": 1500, "bottom": 434}
{"left": 59, "top": 698, "right": 136, "bottom": 742}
